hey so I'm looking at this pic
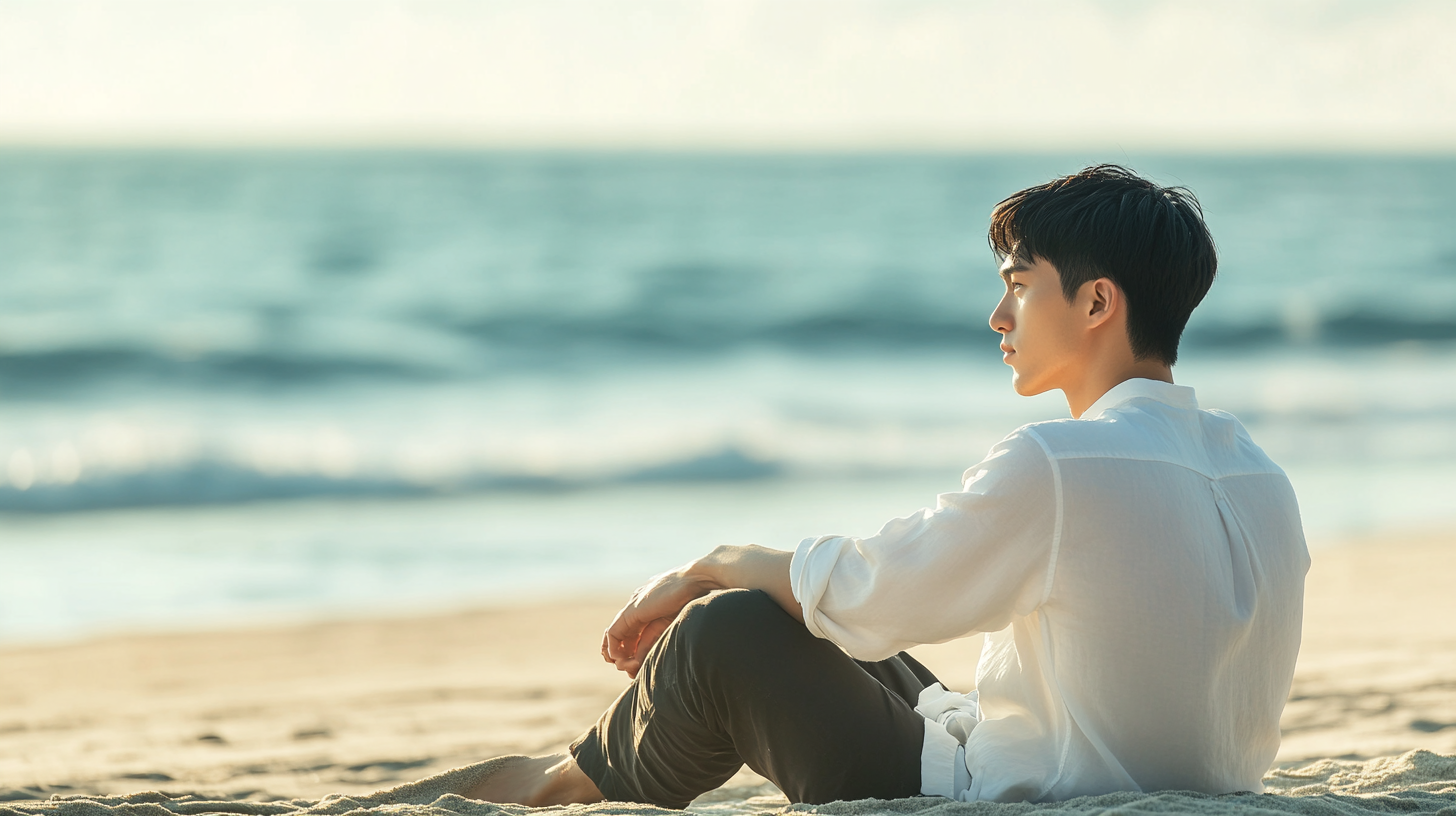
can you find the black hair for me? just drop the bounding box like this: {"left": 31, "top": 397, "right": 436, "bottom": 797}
{"left": 988, "top": 164, "right": 1217, "bottom": 365}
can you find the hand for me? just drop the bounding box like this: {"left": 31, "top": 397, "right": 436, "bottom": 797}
{"left": 601, "top": 565, "right": 712, "bottom": 679}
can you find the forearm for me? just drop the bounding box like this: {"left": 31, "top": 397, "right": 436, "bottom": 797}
{"left": 602, "top": 543, "right": 802, "bottom": 676}
{"left": 685, "top": 544, "right": 803, "bottom": 624}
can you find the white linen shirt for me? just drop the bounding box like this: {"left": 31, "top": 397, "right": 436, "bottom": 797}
{"left": 789, "top": 378, "right": 1310, "bottom": 802}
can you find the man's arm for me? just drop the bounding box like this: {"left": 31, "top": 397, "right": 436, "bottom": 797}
{"left": 601, "top": 544, "right": 799, "bottom": 678}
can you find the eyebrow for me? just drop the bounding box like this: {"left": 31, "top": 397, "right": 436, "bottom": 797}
{"left": 999, "top": 261, "right": 1031, "bottom": 281}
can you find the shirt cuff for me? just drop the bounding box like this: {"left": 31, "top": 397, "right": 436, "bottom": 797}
{"left": 789, "top": 534, "right": 846, "bottom": 641}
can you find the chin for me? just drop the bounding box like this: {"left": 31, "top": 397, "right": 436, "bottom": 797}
{"left": 1010, "top": 372, "right": 1050, "bottom": 397}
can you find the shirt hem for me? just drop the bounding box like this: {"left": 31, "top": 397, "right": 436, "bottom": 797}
{"left": 920, "top": 717, "right": 963, "bottom": 799}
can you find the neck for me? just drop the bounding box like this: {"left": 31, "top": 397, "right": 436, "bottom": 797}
{"left": 1063, "top": 357, "right": 1173, "bottom": 419}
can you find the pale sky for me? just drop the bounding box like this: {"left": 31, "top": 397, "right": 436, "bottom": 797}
{"left": 1, "top": 0, "right": 1453, "bottom": 150}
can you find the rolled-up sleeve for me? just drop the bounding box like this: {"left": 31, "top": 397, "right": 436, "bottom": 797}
{"left": 789, "top": 429, "right": 1060, "bottom": 661}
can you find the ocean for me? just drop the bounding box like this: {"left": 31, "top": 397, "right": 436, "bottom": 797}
{"left": 2, "top": 151, "right": 1454, "bottom": 643}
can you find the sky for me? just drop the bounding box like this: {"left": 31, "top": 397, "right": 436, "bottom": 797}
{"left": 0, "top": 0, "right": 1453, "bottom": 150}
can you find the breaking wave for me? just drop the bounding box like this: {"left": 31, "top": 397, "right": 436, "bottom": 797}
{"left": 0, "top": 446, "right": 782, "bottom": 513}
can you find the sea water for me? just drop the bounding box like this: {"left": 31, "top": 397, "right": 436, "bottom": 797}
{"left": 1, "top": 151, "right": 1454, "bottom": 643}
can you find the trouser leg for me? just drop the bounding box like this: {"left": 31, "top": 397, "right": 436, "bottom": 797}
{"left": 570, "top": 589, "right": 941, "bottom": 808}
{"left": 856, "top": 650, "right": 942, "bottom": 709}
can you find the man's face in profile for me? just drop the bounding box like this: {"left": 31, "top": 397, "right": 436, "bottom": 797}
{"left": 989, "top": 255, "right": 1083, "bottom": 397}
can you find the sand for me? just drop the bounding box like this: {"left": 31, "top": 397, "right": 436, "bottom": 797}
{"left": 6, "top": 751, "right": 1456, "bottom": 816}
{"left": 3, "top": 531, "right": 1456, "bottom": 815}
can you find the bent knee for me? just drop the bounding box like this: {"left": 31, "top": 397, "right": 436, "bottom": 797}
{"left": 675, "top": 589, "right": 788, "bottom": 650}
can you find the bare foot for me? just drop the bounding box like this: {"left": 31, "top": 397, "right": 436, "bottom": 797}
{"left": 366, "top": 754, "right": 603, "bottom": 806}
{"left": 463, "top": 753, "right": 605, "bottom": 806}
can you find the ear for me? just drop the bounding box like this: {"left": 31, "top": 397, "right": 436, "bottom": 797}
{"left": 1082, "top": 278, "right": 1121, "bottom": 329}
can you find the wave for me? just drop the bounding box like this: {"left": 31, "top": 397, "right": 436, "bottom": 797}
{"left": 0, "top": 447, "right": 783, "bottom": 513}
{"left": 459, "top": 305, "right": 1456, "bottom": 352}
{"left": 3, "top": 151, "right": 1455, "bottom": 398}
{"left": 1185, "top": 311, "right": 1456, "bottom": 349}
{"left": 5, "top": 310, "right": 1454, "bottom": 393}
{"left": 0, "top": 347, "right": 448, "bottom": 393}
{"left": 448, "top": 308, "right": 979, "bottom": 352}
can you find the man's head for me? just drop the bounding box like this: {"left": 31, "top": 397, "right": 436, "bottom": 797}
{"left": 986, "top": 165, "right": 1217, "bottom": 402}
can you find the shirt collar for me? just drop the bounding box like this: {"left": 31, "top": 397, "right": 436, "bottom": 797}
{"left": 1083, "top": 377, "right": 1198, "bottom": 420}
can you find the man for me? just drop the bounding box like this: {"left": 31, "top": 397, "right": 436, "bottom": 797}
{"left": 374, "top": 165, "right": 1309, "bottom": 807}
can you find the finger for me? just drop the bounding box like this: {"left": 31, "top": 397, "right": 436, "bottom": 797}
{"left": 615, "top": 618, "right": 671, "bottom": 678}
{"left": 605, "top": 613, "right": 644, "bottom": 665}
{"left": 613, "top": 649, "right": 638, "bottom": 676}
{"left": 620, "top": 650, "right": 645, "bottom": 678}
{"left": 635, "top": 617, "right": 672, "bottom": 661}
{"left": 606, "top": 629, "right": 635, "bottom": 665}
{"left": 600, "top": 631, "right": 613, "bottom": 663}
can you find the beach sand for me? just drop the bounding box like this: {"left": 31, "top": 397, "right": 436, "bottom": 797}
{"left": 2, "top": 532, "right": 1455, "bottom": 814}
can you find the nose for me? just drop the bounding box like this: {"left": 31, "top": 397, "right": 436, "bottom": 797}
{"left": 989, "top": 291, "right": 1013, "bottom": 335}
